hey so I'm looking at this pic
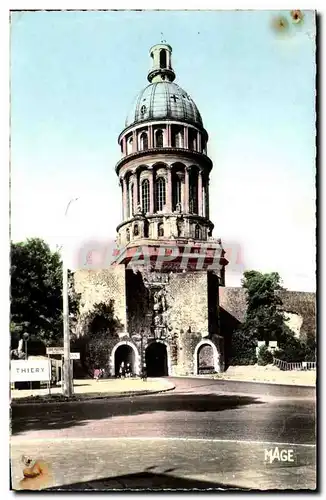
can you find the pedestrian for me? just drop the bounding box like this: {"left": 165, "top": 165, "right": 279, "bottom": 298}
{"left": 119, "top": 361, "right": 125, "bottom": 379}
{"left": 93, "top": 368, "right": 100, "bottom": 381}
{"left": 141, "top": 366, "right": 147, "bottom": 381}
{"left": 126, "top": 363, "right": 131, "bottom": 378}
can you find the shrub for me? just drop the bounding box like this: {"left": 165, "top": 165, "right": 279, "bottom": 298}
{"left": 257, "top": 345, "right": 273, "bottom": 366}
{"left": 274, "top": 335, "right": 316, "bottom": 363}
{"left": 229, "top": 328, "right": 257, "bottom": 365}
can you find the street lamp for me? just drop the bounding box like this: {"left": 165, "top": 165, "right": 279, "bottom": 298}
{"left": 62, "top": 197, "right": 79, "bottom": 397}
{"left": 22, "top": 332, "right": 29, "bottom": 360}
{"left": 132, "top": 329, "right": 146, "bottom": 380}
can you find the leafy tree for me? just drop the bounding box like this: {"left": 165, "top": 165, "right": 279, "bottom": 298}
{"left": 72, "top": 300, "right": 122, "bottom": 375}
{"left": 241, "top": 271, "right": 291, "bottom": 344}
{"left": 229, "top": 270, "right": 316, "bottom": 365}
{"left": 10, "top": 238, "right": 80, "bottom": 349}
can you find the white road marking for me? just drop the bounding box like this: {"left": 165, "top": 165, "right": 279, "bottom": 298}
{"left": 11, "top": 437, "right": 316, "bottom": 447}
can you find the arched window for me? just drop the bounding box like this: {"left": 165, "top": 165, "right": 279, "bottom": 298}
{"left": 189, "top": 171, "right": 198, "bottom": 214}
{"left": 155, "top": 129, "right": 164, "bottom": 148}
{"left": 127, "top": 136, "right": 133, "bottom": 155}
{"left": 155, "top": 177, "right": 166, "bottom": 212}
{"left": 172, "top": 175, "right": 182, "bottom": 211}
{"left": 189, "top": 130, "right": 197, "bottom": 151}
{"left": 158, "top": 222, "right": 164, "bottom": 237}
{"left": 195, "top": 224, "right": 201, "bottom": 239}
{"left": 141, "top": 179, "right": 150, "bottom": 213}
{"left": 126, "top": 228, "right": 130, "bottom": 242}
{"left": 129, "top": 182, "right": 134, "bottom": 217}
{"left": 172, "top": 128, "right": 183, "bottom": 148}
{"left": 144, "top": 220, "right": 149, "bottom": 238}
{"left": 133, "top": 224, "right": 139, "bottom": 237}
{"left": 139, "top": 132, "right": 148, "bottom": 151}
{"left": 159, "top": 49, "right": 167, "bottom": 69}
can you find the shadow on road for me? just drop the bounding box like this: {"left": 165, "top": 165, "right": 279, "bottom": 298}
{"left": 44, "top": 470, "right": 249, "bottom": 491}
{"left": 11, "top": 393, "right": 265, "bottom": 435}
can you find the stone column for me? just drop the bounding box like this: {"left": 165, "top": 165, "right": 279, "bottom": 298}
{"left": 206, "top": 178, "right": 210, "bottom": 219}
{"left": 148, "top": 125, "right": 153, "bottom": 148}
{"left": 149, "top": 168, "right": 154, "bottom": 214}
{"left": 122, "top": 136, "right": 127, "bottom": 155}
{"left": 184, "top": 127, "right": 188, "bottom": 149}
{"left": 167, "top": 167, "right": 172, "bottom": 212}
{"left": 122, "top": 176, "right": 128, "bottom": 220}
{"left": 197, "top": 132, "right": 202, "bottom": 152}
{"left": 198, "top": 170, "right": 203, "bottom": 216}
{"left": 184, "top": 167, "right": 189, "bottom": 213}
{"left": 132, "top": 130, "right": 137, "bottom": 152}
{"left": 133, "top": 172, "right": 138, "bottom": 214}
{"left": 167, "top": 123, "right": 171, "bottom": 147}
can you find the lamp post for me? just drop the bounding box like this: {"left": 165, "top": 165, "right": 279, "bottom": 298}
{"left": 132, "top": 329, "right": 146, "bottom": 380}
{"left": 22, "top": 332, "right": 29, "bottom": 360}
{"left": 62, "top": 197, "right": 79, "bottom": 397}
{"left": 22, "top": 332, "right": 31, "bottom": 389}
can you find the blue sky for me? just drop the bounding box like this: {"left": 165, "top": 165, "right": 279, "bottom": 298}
{"left": 10, "top": 10, "right": 316, "bottom": 291}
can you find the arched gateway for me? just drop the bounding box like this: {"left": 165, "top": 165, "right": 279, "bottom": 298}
{"left": 111, "top": 341, "right": 139, "bottom": 377}
{"left": 145, "top": 341, "right": 168, "bottom": 377}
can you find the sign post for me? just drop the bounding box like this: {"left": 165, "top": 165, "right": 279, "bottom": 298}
{"left": 46, "top": 348, "right": 80, "bottom": 391}
{"left": 11, "top": 359, "right": 51, "bottom": 383}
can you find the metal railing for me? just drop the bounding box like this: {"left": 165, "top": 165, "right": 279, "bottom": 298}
{"left": 273, "top": 357, "right": 316, "bottom": 371}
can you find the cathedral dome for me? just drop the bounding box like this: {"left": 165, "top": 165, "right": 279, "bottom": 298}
{"left": 125, "top": 81, "right": 203, "bottom": 129}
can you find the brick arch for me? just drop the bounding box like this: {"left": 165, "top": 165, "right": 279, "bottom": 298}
{"left": 193, "top": 339, "right": 220, "bottom": 375}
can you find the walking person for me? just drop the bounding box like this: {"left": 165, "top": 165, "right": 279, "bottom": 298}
{"left": 119, "top": 361, "right": 125, "bottom": 379}
{"left": 93, "top": 368, "right": 100, "bottom": 381}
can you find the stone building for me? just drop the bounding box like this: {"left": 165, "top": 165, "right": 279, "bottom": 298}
{"left": 74, "top": 43, "right": 229, "bottom": 377}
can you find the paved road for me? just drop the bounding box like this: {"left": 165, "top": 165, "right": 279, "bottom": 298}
{"left": 11, "top": 377, "right": 316, "bottom": 490}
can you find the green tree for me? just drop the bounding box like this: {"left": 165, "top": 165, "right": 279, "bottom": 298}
{"left": 72, "top": 301, "right": 122, "bottom": 374}
{"left": 241, "top": 270, "right": 290, "bottom": 343}
{"left": 10, "top": 238, "right": 80, "bottom": 349}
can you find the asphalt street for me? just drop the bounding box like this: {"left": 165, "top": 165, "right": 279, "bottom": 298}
{"left": 11, "top": 377, "right": 316, "bottom": 491}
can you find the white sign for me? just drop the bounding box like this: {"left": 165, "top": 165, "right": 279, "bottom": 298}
{"left": 69, "top": 353, "right": 80, "bottom": 360}
{"left": 46, "top": 347, "right": 64, "bottom": 355}
{"left": 46, "top": 348, "right": 80, "bottom": 360}
{"left": 11, "top": 360, "right": 51, "bottom": 382}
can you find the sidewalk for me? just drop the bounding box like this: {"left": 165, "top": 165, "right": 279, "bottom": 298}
{"left": 11, "top": 378, "right": 175, "bottom": 404}
{"left": 213, "top": 365, "right": 316, "bottom": 387}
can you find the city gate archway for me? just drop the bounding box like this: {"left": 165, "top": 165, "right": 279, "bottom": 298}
{"left": 114, "top": 344, "right": 135, "bottom": 376}
{"left": 145, "top": 342, "right": 168, "bottom": 377}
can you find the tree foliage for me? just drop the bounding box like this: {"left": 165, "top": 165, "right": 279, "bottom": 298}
{"left": 241, "top": 270, "right": 290, "bottom": 344}
{"left": 228, "top": 327, "right": 257, "bottom": 365}
{"left": 257, "top": 345, "right": 273, "bottom": 366}
{"left": 72, "top": 301, "right": 122, "bottom": 375}
{"left": 229, "top": 270, "right": 316, "bottom": 365}
{"left": 10, "top": 238, "right": 80, "bottom": 349}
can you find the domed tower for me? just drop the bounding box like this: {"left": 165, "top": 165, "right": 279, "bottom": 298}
{"left": 74, "top": 44, "right": 228, "bottom": 378}
{"left": 115, "top": 43, "right": 225, "bottom": 268}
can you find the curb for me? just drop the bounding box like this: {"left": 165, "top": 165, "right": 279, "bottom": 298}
{"left": 11, "top": 383, "right": 175, "bottom": 406}
{"left": 215, "top": 378, "right": 316, "bottom": 388}
{"left": 172, "top": 375, "right": 316, "bottom": 389}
